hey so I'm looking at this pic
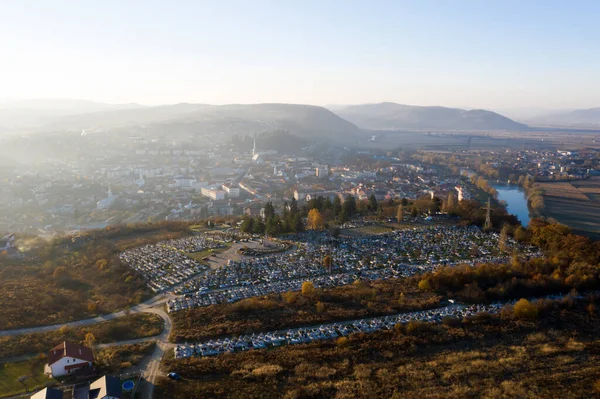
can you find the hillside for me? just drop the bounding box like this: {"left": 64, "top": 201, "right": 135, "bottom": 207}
{"left": 0, "top": 99, "right": 144, "bottom": 129}
{"left": 41, "top": 103, "right": 361, "bottom": 143}
{"left": 334, "top": 102, "right": 529, "bottom": 131}
{"left": 528, "top": 107, "right": 600, "bottom": 127}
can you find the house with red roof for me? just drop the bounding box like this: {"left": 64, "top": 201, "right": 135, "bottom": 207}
{"left": 44, "top": 341, "right": 94, "bottom": 378}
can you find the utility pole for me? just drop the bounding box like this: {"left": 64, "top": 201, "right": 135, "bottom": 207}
{"left": 484, "top": 197, "right": 492, "bottom": 230}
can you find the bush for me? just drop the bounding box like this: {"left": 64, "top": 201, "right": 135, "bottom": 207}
{"left": 316, "top": 301, "right": 325, "bottom": 314}
{"left": 418, "top": 279, "right": 431, "bottom": 291}
{"left": 302, "top": 281, "right": 315, "bottom": 296}
{"left": 512, "top": 299, "right": 539, "bottom": 321}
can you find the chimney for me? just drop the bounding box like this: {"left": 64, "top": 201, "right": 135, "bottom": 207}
{"left": 79, "top": 349, "right": 82, "bottom": 355}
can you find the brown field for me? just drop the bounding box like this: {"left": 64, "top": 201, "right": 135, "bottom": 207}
{"left": 538, "top": 177, "right": 600, "bottom": 239}
{"left": 157, "top": 301, "right": 600, "bottom": 399}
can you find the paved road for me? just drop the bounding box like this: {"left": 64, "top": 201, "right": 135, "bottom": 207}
{"left": 0, "top": 295, "right": 169, "bottom": 338}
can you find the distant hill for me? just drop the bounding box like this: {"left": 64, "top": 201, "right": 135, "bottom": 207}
{"left": 44, "top": 103, "right": 362, "bottom": 142}
{"left": 528, "top": 107, "right": 600, "bottom": 127}
{"left": 334, "top": 102, "right": 529, "bottom": 131}
{"left": 0, "top": 99, "right": 144, "bottom": 129}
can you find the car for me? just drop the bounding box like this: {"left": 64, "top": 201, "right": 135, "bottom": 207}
{"left": 167, "top": 372, "right": 181, "bottom": 380}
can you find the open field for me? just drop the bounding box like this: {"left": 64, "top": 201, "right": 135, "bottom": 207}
{"left": 359, "top": 129, "right": 600, "bottom": 152}
{"left": 538, "top": 177, "right": 600, "bottom": 238}
{"left": 0, "top": 358, "right": 56, "bottom": 398}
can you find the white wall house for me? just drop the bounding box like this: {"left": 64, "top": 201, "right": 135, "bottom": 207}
{"left": 45, "top": 342, "right": 94, "bottom": 378}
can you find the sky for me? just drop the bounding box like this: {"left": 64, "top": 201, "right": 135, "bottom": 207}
{"left": 1, "top": 0, "right": 600, "bottom": 110}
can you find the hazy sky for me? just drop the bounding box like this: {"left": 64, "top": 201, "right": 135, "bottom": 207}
{"left": 2, "top": 0, "right": 600, "bottom": 109}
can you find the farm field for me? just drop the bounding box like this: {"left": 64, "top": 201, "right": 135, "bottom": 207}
{"left": 538, "top": 177, "right": 600, "bottom": 239}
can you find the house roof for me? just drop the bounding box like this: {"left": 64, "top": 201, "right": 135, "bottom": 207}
{"left": 89, "top": 375, "right": 121, "bottom": 399}
{"left": 30, "top": 387, "right": 63, "bottom": 399}
{"left": 47, "top": 341, "right": 94, "bottom": 366}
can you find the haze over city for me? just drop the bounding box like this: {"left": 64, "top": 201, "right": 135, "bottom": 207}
{"left": 2, "top": 0, "right": 600, "bottom": 110}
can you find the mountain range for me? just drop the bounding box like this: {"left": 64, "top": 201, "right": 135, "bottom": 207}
{"left": 526, "top": 107, "right": 600, "bottom": 127}
{"left": 0, "top": 100, "right": 540, "bottom": 141}
{"left": 334, "top": 102, "right": 529, "bottom": 131}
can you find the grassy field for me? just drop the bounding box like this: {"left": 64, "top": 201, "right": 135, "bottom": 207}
{"left": 0, "top": 358, "right": 56, "bottom": 398}
{"left": 538, "top": 177, "right": 600, "bottom": 239}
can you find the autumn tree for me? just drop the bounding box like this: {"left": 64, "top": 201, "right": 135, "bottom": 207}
{"left": 307, "top": 208, "right": 324, "bottom": 230}
{"left": 512, "top": 299, "right": 539, "bottom": 320}
{"left": 418, "top": 279, "right": 431, "bottom": 291}
{"left": 301, "top": 281, "right": 315, "bottom": 296}
{"left": 84, "top": 332, "right": 96, "bottom": 348}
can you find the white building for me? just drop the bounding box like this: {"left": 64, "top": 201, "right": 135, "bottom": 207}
{"left": 175, "top": 176, "right": 197, "bottom": 188}
{"left": 201, "top": 186, "right": 226, "bottom": 200}
{"left": 316, "top": 166, "right": 329, "bottom": 179}
{"left": 97, "top": 188, "right": 117, "bottom": 210}
{"left": 45, "top": 342, "right": 94, "bottom": 378}
{"left": 222, "top": 184, "right": 240, "bottom": 198}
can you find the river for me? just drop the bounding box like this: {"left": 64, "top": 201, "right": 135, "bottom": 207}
{"left": 492, "top": 184, "right": 530, "bottom": 227}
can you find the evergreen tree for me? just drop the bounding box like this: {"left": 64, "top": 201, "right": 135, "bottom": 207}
{"left": 264, "top": 201, "right": 275, "bottom": 221}
{"left": 369, "top": 194, "right": 378, "bottom": 211}
{"left": 332, "top": 196, "right": 342, "bottom": 218}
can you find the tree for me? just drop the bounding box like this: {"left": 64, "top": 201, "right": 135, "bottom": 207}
{"left": 396, "top": 205, "right": 404, "bottom": 222}
{"left": 499, "top": 224, "right": 510, "bottom": 251}
{"left": 368, "top": 194, "right": 378, "bottom": 211}
{"left": 84, "top": 332, "right": 96, "bottom": 348}
{"left": 293, "top": 214, "right": 304, "bottom": 232}
{"left": 418, "top": 279, "right": 431, "bottom": 291}
{"left": 87, "top": 302, "right": 98, "bottom": 313}
{"left": 332, "top": 196, "right": 342, "bottom": 217}
{"left": 252, "top": 217, "right": 266, "bottom": 234}
{"left": 290, "top": 197, "right": 299, "bottom": 216}
{"left": 323, "top": 255, "right": 332, "bottom": 273}
{"left": 307, "top": 208, "right": 324, "bottom": 230}
{"left": 410, "top": 206, "right": 419, "bottom": 217}
{"left": 53, "top": 266, "right": 68, "bottom": 279}
{"left": 445, "top": 192, "right": 455, "bottom": 212}
{"left": 301, "top": 281, "right": 315, "bottom": 296}
{"left": 263, "top": 202, "right": 275, "bottom": 222}
{"left": 342, "top": 195, "right": 357, "bottom": 220}
{"left": 241, "top": 216, "right": 254, "bottom": 233}
{"left": 512, "top": 298, "right": 539, "bottom": 320}
{"left": 316, "top": 301, "right": 326, "bottom": 313}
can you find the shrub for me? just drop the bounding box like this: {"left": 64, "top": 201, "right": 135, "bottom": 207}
{"left": 406, "top": 320, "right": 435, "bottom": 335}
{"left": 418, "top": 279, "right": 431, "bottom": 291}
{"left": 283, "top": 291, "right": 298, "bottom": 304}
{"left": 302, "top": 281, "right": 315, "bottom": 296}
{"left": 316, "top": 301, "right": 325, "bottom": 314}
{"left": 512, "top": 299, "right": 539, "bottom": 321}
{"left": 336, "top": 337, "right": 349, "bottom": 347}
